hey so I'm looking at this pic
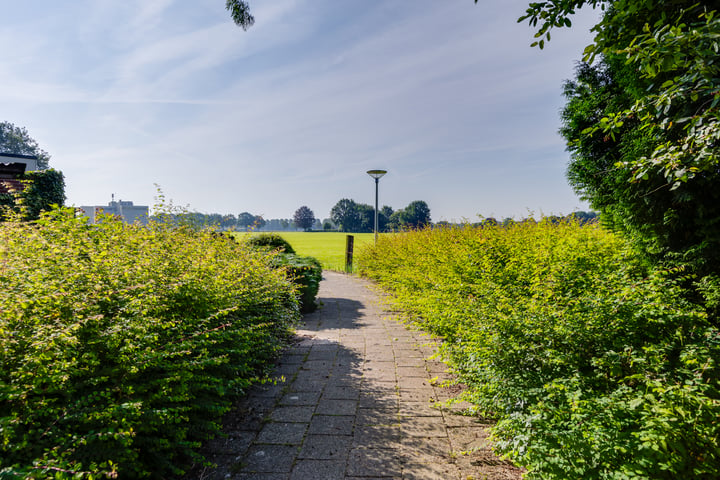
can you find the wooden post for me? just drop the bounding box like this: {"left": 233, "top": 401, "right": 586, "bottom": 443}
{"left": 345, "top": 235, "right": 354, "bottom": 273}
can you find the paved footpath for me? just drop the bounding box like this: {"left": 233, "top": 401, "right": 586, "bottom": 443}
{"left": 194, "top": 271, "right": 522, "bottom": 480}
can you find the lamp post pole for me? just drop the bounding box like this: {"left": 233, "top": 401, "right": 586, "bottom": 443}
{"left": 366, "top": 170, "right": 387, "bottom": 244}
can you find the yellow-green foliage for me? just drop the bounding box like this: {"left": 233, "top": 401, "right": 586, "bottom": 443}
{"left": 0, "top": 209, "right": 299, "bottom": 478}
{"left": 358, "top": 220, "right": 720, "bottom": 479}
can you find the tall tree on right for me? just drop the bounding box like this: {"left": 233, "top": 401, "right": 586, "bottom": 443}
{"left": 525, "top": 1, "right": 720, "bottom": 274}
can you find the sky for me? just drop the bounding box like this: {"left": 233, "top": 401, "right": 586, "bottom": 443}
{"left": 2, "top": 0, "right": 601, "bottom": 222}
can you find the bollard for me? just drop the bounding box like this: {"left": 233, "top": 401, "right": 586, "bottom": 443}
{"left": 345, "top": 235, "right": 354, "bottom": 273}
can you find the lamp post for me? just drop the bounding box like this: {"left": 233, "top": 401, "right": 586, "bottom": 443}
{"left": 366, "top": 169, "right": 387, "bottom": 244}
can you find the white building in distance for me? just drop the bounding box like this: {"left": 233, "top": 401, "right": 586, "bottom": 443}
{"left": 80, "top": 199, "right": 149, "bottom": 225}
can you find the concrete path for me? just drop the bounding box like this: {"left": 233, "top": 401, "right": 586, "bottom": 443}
{"left": 194, "top": 271, "right": 522, "bottom": 480}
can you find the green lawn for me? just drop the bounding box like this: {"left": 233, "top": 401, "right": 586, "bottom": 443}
{"left": 239, "top": 231, "right": 377, "bottom": 271}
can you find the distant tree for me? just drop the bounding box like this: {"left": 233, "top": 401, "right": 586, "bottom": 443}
{"left": 399, "top": 200, "right": 431, "bottom": 229}
{"left": 357, "top": 204, "right": 375, "bottom": 233}
{"left": 379, "top": 205, "right": 393, "bottom": 232}
{"left": 293, "top": 206, "right": 316, "bottom": 231}
{"left": 567, "top": 211, "right": 599, "bottom": 224}
{"left": 388, "top": 210, "right": 403, "bottom": 231}
{"left": 206, "top": 213, "right": 223, "bottom": 226}
{"left": 0, "top": 121, "right": 51, "bottom": 169}
{"left": 237, "top": 212, "right": 256, "bottom": 230}
{"left": 254, "top": 215, "right": 266, "bottom": 229}
{"left": 225, "top": 0, "right": 254, "bottom": 30}
{"left": 322, "top": 219, "right": 335, "bottom": 231}
{"left": 220, "top": 214, "right": 237, "bottom": 230}
{"left": 356, "top": 203, "right": 392, "bottom": 233}
{"left": 330, "top": 198, "right": 362, "bottom": 232}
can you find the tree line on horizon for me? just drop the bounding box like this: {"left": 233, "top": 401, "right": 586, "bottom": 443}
{"left": 149, "top": 203, "right": 599, "bottom": 233}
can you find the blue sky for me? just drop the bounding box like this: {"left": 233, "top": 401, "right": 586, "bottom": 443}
{"left": 2, "top": 0, "right": 600, "bottom": 222}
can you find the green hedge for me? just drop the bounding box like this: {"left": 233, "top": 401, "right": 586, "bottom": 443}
{"left": 245, "top": 232, "right": 296, "bottom": 254}
{"left": 357, "top": 221, "right": 719, "bottom": 479}
{"left": 244, "top": 234, "right": 322, "bottom": 313}
{"left": 0, "top": 209, "right": 299, "bottom": 478}
{"left": 274, "top": 254, "right": 322, "bottom": 313}
{"left": 0, "top": 169, "right": 65, "bottom": 221}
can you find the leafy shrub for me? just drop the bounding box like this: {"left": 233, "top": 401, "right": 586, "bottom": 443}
{"left": 245, "top": 232, "right": 296, "bottom": 254}
{"left": 274, "top": 254, "right": 322, "bottom": 313}
{"left": 357, "top": 220, "right": 719, "bottom": 479}
{"left": 244, "top": 234, "right": 321, "bottom": 312}
{"left": 0, "top": 208, "right": 299, "bottom": 478}
{"left": 0, "top": 169, "right": 65, "bottom": 221}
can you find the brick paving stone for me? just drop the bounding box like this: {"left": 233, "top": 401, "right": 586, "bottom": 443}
{"left": 356, "top": 407, "right": 398, "bottom": 426}
{"left": 400, "top": 416, "right": 447, "bottom": 438}
{"left": 236, "top": 472, "right": 291, "bottom": 480}
{"left": 334, "top": 357, "right": 363, "bottom": 368}
{"left": 400, "top": 436, "right": 452, "bottom": 462}
{"left": 397, "top": 388, "right": 436, "bottom": 403}
{"left": 289, "top": 460, "right": 346, "bottom": 480}
{"left": 300, "top": 360, "right": 334, "bottom": 373}
{"left": 325, "top": 377, "right": 362, "bottom": 390}
{"left": 346, "top": 447, "right": 402, "bottom": 477}
{"left": 395, "top": 366, "right": 428, "bottom": 378}
{"left": 401, "top": 461, "right": 461, "bottom": 480}
{"left": 308, "top": 415, "right": 355, "bottom": 435}
{"left": 315, "top": 398, "right": 357, "bottom": 416}
{"left": 393, "top": 350, "right": 424, "bottom": 359}
{"left": 298, "top": 435, "right": 353, "bottom": 460}
{"left": 279, "top": 391, "right": 321, "bottom": 406}
{"left": 306, "top": 350, "right": 338, "bottom": 361}
{"left": 322, "top": 385, "right": 361, "bottom": 400}
{"left": 241, "top": 445, "right": 298, "bottom": 473}
{"left": 365, "top": 358, "right": 396, "bottom": 368}
{"left": 270, "top": 406, "right": 315, "bottom": 423}
{"left": 353, "top": 425, "right": 402, "bottom": 448}
{"left": 363, "top": 370, "right": 397, "bottom": 382}
{"left": 289, "top": 377, "right": 327, "bottom": 392}
{"left": 398, "top": 401, "right": 443, "bottom": 417}
{"left": 256, "top": 422, "right": 308, "bottom": 445}
{"left": 395, "top": 358, "right": 427, "bottom": 368}
{"left": 398, "top": 377, "right": 433, "bottom": 389}
{"left": 345, "top": 478, "right": 400, "bottom": 480}
{"left": 358, "top": 394, "right": 399, "bottom": 410}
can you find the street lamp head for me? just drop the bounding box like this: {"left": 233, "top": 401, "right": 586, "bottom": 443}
{"left": 367, "top": 169, "right": 387, "bottom": 180}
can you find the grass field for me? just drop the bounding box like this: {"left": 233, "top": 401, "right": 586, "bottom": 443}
{"left": 237, "top": 231, "right": 376, "bottom": 271}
